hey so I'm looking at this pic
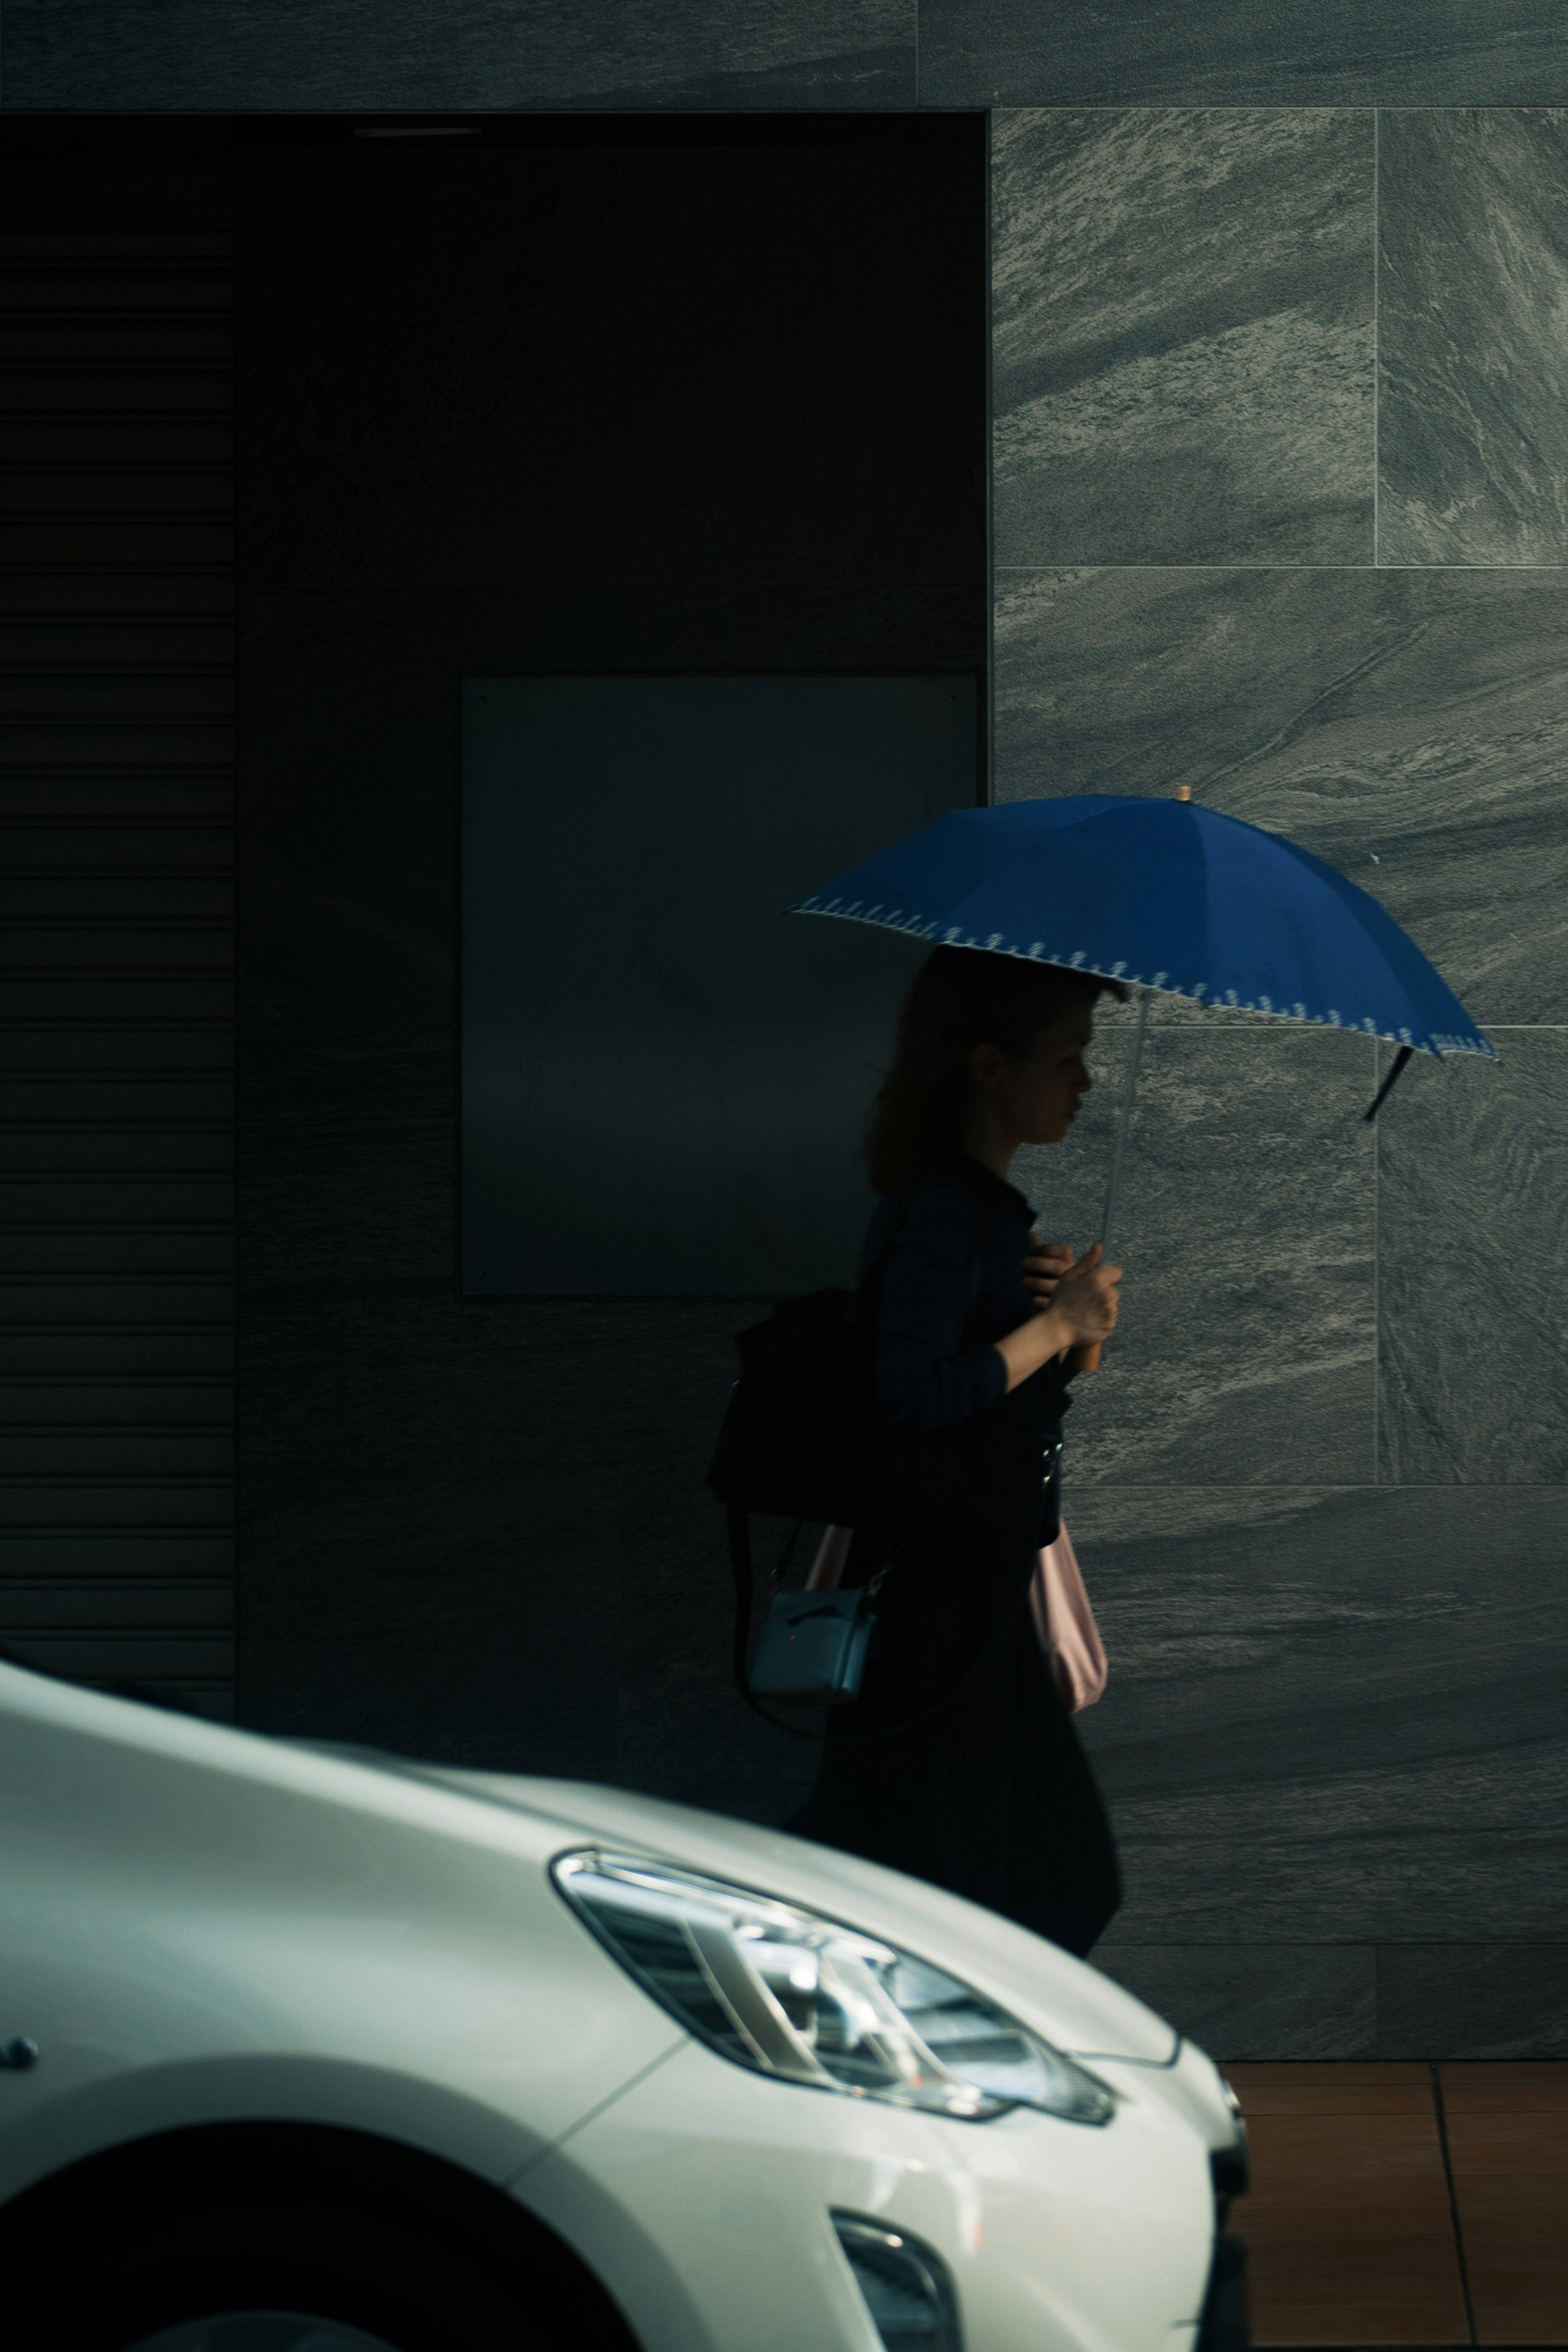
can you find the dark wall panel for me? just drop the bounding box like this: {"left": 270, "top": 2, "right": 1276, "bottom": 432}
{"left": 461, "top": 673, "right": 973, "bottom": 1298}
{"left": 235, "top": 123, "right": 986, "bottom": 1784}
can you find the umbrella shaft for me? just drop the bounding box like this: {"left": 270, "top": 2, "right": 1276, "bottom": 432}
{"left": 1100, "top": 988, "right": 1151, "bottom": 1254}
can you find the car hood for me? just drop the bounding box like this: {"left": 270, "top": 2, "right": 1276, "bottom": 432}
{"left": 382, "top": 1761, "right": 1178, "bottom": 2067}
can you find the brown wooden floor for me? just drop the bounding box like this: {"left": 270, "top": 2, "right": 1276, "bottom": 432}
{"left": 1220, "top": 2064, "right": 1568, "bottom": 2348}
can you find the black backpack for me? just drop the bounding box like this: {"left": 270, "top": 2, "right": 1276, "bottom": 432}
{"left": 706, "top": 1214, "right": 984, "bottom": 1537}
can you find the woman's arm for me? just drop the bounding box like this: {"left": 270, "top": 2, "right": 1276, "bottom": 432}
{"left": 874, "top": 1187, "right": 1010, "bottom": 1439}
{"left": 992, "top": 1243, "right": 1121, "bottom": 1394}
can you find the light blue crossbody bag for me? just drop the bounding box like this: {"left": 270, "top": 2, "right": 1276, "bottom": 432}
{"left": 746, "top": 1552, "right": 890, "bottom": 1706}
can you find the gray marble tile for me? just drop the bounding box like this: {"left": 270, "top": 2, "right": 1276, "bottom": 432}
{"left": 1070, "top": 1484, "right": 1568, "bottom": 1762}
{"left": 3, "top": 0, "right": 913, "bottom": 111}
{"left": 1117, "top": 1726, "right": 1568, "bottom": 1851}
{"left": 1091, "top": 1944, "right": 1376, "bottom": 2060}
{"left": 992, "top": 109, "right": 1373, "bottom": 568}
{"left": 1378, "top": 1031, "right": 1568, "bottom": 1485}
{"left": 994, "top": 566, "right": 1568, "bottom": 1025}
{"left": 922, "top": 2, "right": 1568, "bottom": 108}
{"left": 1016, "top": 1022, "right": 1376, "bottom": 1486}
{"left": 1063, "top": 1484, "right": 1568, "bottom": 1943}
{"left": 1379, "top": 110, "right": 1568, "bottom": 567}
{"left": 1378, "top": 1943, "right": 1568, "bottom": 2058}
{"left": 1111, "top": 1827, "right": 1568, "bottom": 1944}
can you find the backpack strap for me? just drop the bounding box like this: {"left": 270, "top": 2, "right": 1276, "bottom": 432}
{"left": 848, "top": 1174, "right": 987, "bottom": 1332}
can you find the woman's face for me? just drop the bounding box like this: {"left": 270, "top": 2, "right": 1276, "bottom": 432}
{"left": 970, "top": 1007, "right": 1096, "bottom": 1147}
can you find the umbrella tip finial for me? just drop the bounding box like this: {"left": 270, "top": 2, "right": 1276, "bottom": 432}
{"left": 1175, "top": 785, "right": 1192, "bottom": 802}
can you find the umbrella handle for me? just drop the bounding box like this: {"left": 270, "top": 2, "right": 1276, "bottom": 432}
{"left": 1068, "top": 988, "right": 1150, "bottom": 1379}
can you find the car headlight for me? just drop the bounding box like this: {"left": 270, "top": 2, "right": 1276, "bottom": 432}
{"left": 552, "top": 1849, "right": 1114, "bottom": 2127}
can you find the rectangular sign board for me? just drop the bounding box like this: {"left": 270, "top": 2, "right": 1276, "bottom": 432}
{"left": 461, "top": 675, "right": 977, "bottom": 1296}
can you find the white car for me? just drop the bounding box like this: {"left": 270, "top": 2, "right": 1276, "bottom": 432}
{"left": 0, "top": 1657, "right": 1249, "bottom": 2352}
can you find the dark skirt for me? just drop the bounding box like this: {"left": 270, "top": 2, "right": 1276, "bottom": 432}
{"left": 785, "top": 1525, "right": 1120, "bottom": 1960}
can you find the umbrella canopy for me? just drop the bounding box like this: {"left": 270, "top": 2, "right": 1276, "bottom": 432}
{"left": 790, "top": 795, "right": 1495, "bottom": 1065}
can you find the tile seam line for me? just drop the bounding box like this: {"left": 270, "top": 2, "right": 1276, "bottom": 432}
{"left": 1374, "top": 104, "right": 1381, "bottom": 568}
{"left": 1069, "top": 1022, "right": 1564, "bottom": 1029}
{"left": 993, "top": 564, "right": 1568, "bottom": 573}
{"left": 1430, "top": 2063, "right": 1480, "bottom": 2349}
{"left": 1372, "top": 1034, "right": 1380, "bottom": 1488}
{"left": 966, "top": 101, "right": 1567, "bottom": 115}
{"left": 985, "top": 99, "right": 995, "bottom": 803}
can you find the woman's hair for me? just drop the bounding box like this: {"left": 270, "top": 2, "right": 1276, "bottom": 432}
{"left": 864, "top": 947, "right": 1127, "bottom": 1194}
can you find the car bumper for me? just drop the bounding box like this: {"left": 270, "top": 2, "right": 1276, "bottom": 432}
{"left": 1198, "top": 2232, "right": 1250, "bottom": 2352}
{"left": 510, "top": 2033, "right": 1225, "bottom": 2352}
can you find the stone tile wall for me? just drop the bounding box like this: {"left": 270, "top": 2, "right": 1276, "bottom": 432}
{"left": 993, "top": 105, "right": 1568, "bottom": 2056}
{"left": 0, "top": 0, "right": 918, "bottom": 111}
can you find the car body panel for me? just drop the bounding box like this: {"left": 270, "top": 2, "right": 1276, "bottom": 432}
{"left": 360, "top": 1764, "right": 1183, "bottom": 2069}
{"left": 0, "top": 1668, "right": 686, "bottom": 2198}
{"left": 0, "top": 1664, "right": 1241, "bottom": 2352}
{"left": 516, "top": 2033, "right": 1216, "bottom": 2352}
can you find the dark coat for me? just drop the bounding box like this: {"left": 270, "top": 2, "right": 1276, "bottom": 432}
{"left": 785, "top": 1155, "right": 1121, "bottom": 1959}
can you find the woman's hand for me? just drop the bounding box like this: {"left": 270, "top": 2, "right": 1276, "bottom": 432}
{"left": 993, "top": 1241, "right": 1121, "bottom": 1394}
{"left": 1022, "top": 1231, "right": 1074, "bottom": 1307}
{"left": 1050, "top": 1241, "right": 1121, "bottom": 1348}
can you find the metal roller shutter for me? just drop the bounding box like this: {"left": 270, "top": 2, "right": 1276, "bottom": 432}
{"left": 0, "top": 223, "right": 234, "bottom": 1719}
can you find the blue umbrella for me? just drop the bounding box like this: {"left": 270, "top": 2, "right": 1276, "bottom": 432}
{"left": 792, "top": 792, "right": 1496, "bottom": 1274}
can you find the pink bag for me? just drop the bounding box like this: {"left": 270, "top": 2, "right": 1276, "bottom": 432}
{"left": 804, "top": 1519, "right": 1107, "bottom": 1714}
{"left": 1029, "top": 1520, "right": 1107, "bottom": 1713}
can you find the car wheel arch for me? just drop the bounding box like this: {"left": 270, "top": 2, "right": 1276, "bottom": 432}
{"left": 0, "top": 2117, "right": 643, "bottom": 2349}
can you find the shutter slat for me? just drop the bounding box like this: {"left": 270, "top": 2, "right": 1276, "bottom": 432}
{"left": 0, "top": 1532, "right": 232, "bottom": 1571}
{"left": 0, "top": 425, "right": 233, "bottom": 463}
{"left": 0, "top": 678, "right": 234, "bottom": 714}
{"left": 0, "top": 1635, "right": 234, "bottom": 1682}
{"left": 1, "top": 1437, "right": 233, "bottom": 1476}
{"left": 0, "top": 1583, "right": 232, "bottom": 1629}
{"left": 0, "top": 1279, "right": 234, "bottom": 1322}
{"left": 0, "top": 1234, "right": 235, "bottom": 1275}
{"left": 0, "top": 379, "right": 231, "bottom": 414}
{"left": 1, "top": 1436, "right": 233, "bottom": 1477}
{"left": 2, "top": 1486, "right": 233, "bottom": 1532}
{"left": 0, "top": 1376, "right": 231, "bottom": 1420}
{"left": 0, "top": 1337, "right": 233, "bottom": 1375}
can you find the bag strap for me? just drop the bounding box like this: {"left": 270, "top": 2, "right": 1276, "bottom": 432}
{"left": 730, "top": 1202, "right": 1019, "bottom": 1749}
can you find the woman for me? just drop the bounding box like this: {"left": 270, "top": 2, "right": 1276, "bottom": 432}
{"left": 785, "top": 946, "right": 1125, "bottom": 1960}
